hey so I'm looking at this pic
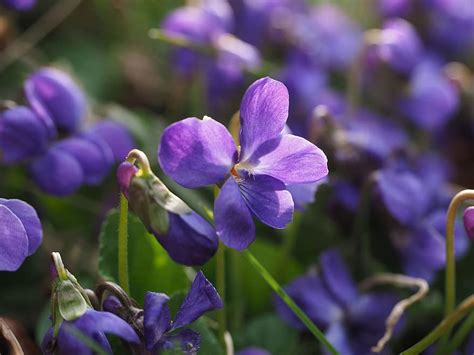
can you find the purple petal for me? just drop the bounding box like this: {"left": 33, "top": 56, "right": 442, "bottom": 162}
{"left": 84, "top": 120, "right": 135, "bottom": 162}
{"left": 0, "top": 106, "right": 49, "bottom": 164}
{"left": 75, "top": 310, "right": 140, "bottom": 343}
{"left": 2, "top": 0, "right": 36, "bottom": 11}
{"left": 239, "top": 77, "right": 289, "bottom": 161}
{"left": 376, "top": 167, "right": 429, "bottom": 226}
{"left": 237, "top": 347, "right": 271, "bottom": 355}
{"left": 24, "top": 67, "right": 87, "bottom": 134}
{"left": 0, "top": 205, "right": 29, "bottom": 271}
{"left": 324, "top": 322, "right": 353, "bottom": 355}
{"left": 153, "top": 211, "right": 218, "bottom": 266}
{"left": 172, "top": 271, "right": 223, "bottom": 330}
{"left": 144, "top": 292, "right": 171, "bottom": 350}
{"left": 286, "top": 181, "right": 322, "bottom": 211}
{"left": 464, "top": 206, "right": 474, "bottom": 240}
{"left": 0, "top": 199, "right": 42, "bottom": 255}
{"left": 274, "top": 274, "right": 342, "bottom": 329}
{"left": 215, "top": 177, "right": 256, "bottom": 250}
{"left": 56, "top": 137, "right": 112, "bottom": 185}
{"left": 29, "top": 148, "right": 84, "bottom": 196}
{"left": 158, "top": 116, "right": 237, "bottom": 188}
{"left": 116, "top": 162, "right": 138, "bottom": 194}
{"left": 238, "top": 174, "right": 294, "bottom": 229}
{"left": 242, "top": 134, "right": 328, "bottom": 184}
{"left": 319, "top": 249, "right": 358, "bottom": 308}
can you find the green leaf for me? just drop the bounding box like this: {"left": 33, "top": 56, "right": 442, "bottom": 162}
{"left": 98, "top": 209, "right": 189, "bottom": 305}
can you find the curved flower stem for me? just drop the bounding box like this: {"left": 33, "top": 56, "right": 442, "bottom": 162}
{"left": 118, "top": 193, "right": 130, "bottom": 295}
{"left": 400, "top": 295, "right": 474, "bottom": 355}
{"left": 438, "top": 189, "right": 474, "bottom": 351}
{"left": 446, "top": 311, "right": 474, "bottom": 353}
{"left": 242, "top": 249, "right": 339, "bottom": 355}
{"left": 126, "top": 149, "right": 152, "bottom": 177}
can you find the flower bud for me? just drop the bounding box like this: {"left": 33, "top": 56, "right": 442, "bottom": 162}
{"left": 464, "top": 206, "right": 474, "bottom": 241}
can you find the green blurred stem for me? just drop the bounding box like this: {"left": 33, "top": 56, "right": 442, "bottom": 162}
{"left": 447, "top": 310, "right": 474, "bottom": 352}
{"left": 242, "top": 249, "right": 339, "bottom": 355}
{"left": 438, "top": 189, "right": 474, "bottom": 352}
{"left": 216, "top": 242, "right": 227, "bottom": 345}
{"left": 118, "top": 193, "right": 130, "bottom": 295}
{"left": 400, "top": 295, "right": 474, "bottom": 355}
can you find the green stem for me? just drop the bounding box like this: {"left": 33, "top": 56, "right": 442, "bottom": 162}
{"left": 216, "top": 242, "right": 227, "bottom": 344}
{"left": 400, "top": 295, "right": 474, "bottom": 355}
{"left": 118, "top": 193, "right": 130, "bottom": 295}
{"left": 447, "top": 311, "right": 474, "bottom": 353}
{"left": 438, "top": 189, "right": 474, "bottom": 351}
{"left": 242, "top": 249, "right": 339, "bottom": 355}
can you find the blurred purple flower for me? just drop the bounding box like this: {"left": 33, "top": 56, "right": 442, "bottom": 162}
{"left": 42, "top": 309, "right": 140, "bottom": 355}
{"left": 275, "top": 249, "right": 400, "bottom": 354}
{"left": 144, "top": 271, "right": 222, "bottom": 352}
{"left": 1, "top": 0, "right": 35, "bottom": 10}
{"left": 24, "top": 67, "right": 87, "bottom": 135}
{"left": 373, "top": 18, "right": 422, "bottom": 74}
{"left": 0, "top": 198, "right": 42, "bottom": 271}
{"left": 159, "top": 77, "right": 328, "bottom": 250}
{"left": 0, "top": 106, "right": 49, "bottom": 164}
{"left": 464, "top": 206, "right": 474, "bottom": 240}
{"left": 237, "top": 347, "right": 271, "bottom": 355}
{"left": 296, "top": 4, "right": 362, "bottom": 70}
{"left": 378, "top": 0, "right": 411, "bottom": 17}
{"left": 399, "top": 59, "right": 459, "bottom": 131}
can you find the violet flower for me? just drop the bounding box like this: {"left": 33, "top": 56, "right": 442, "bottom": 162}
{"left": 377, "top": 0, "right": 411, "bottom": 17}
{"left": 237, "top": 347, "right": 271, "bottom": 355}
{"left": 24, "top": 67, "right": 87, "bottom": 135}
{"left": 159, "top": 77, "right": 328, "bottom": 250}
{"left": 0, "top": 198, "right": 42, "bottom": 271}
{"left": 372, "top": 18, "right": 422, "bottom": 75}
{"left": 117, "top": 161, "right": 218, "bottom": 266}
{"left": 275, "top": 249, "right": 400, "bottom": 354}
{"left": 463, "top": 206, "right": 474, "bottom": 240}
{"left": 0, "top": 106, "right": 49, "bottom": 164}
{"left": 399, "top": 58, "right": 459, "bottom": 131}
{"left": 42, "top": 309, "right": 140, "bottom": 355}
{"left": 1, "top": 0, "right": 35, "bottom": 10}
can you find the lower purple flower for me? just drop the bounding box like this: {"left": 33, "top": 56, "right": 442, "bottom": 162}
{"left": 42, "top": 309, "right": 140, "bottom": 355}
{"left": 275, "top": 249, "right": 401, "bottom": 354}
{"left": 0, "top": 198, "right": 42, "bottom": 271}
{"left": 1, "top": 0, "right": 35, "bottom": 10}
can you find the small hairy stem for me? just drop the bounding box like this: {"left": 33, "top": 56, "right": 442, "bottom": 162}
{"left": 242, "top": 249, "right": 339, "bottom": 355}
{"left": 400, "top": 295, "right": 474, "bottom": 355}
{"left": 118, "top": 193, "right": 130, "bottom": 295}
{"left": 360, "top": 273, "right": 429, "bottom": 353}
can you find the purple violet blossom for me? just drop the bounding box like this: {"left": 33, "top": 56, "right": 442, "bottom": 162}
{"left": 158, "top": 77, "right": 328, "bottom": 250}
{"left": 378, "top": 0, "right": 411, "bottom": 17}
{"left": 275, "top": 249, "right": 400, "bottom": 354}
{"left": 1, "top": 0, "right": 35, "bottom": 10}
{"left": 464, "top": 206, "right": 474, "bottom": 240}
{"left": 0, "top": 198, "right": 42, "bottom": 271}
{"left": 143, "top": 271, "right": 223, "bottom": 353}
{"left": 42, "top": 309, "right": 140, "bottom": 355}
{"left": 0, "top": 106, "right": 49, "bottom": 164}
{"left": 237, "top": 347, "right": 271, "bottom": 355}
{"left": 24, "top": 67, "right": 87, "bottom": 136}
{"left": 117, "top": 161, "right": 219, "bottom": 266}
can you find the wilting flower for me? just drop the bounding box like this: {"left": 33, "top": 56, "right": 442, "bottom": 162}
{"left": 42, "top": 253, "right": 139, "bottom": 354}
{"left": 464, "top": 206, "right": 474, "bottom": 240}
{"left": 275, "top": 249, "right": 400, "bottom": 354}
{"left": 0, "top": 106, "right": 49, "bottom": 164}
{"left": 143, "top": 271, "right": 223, "bottom": 353}
{"left": 0, "top": 0, "right": 35, "bottom": 10}
{"left": 399, "top": 58, "right": 459, "bottom": 131}
{"left": 117, "top": 156, "right": 218, "bottom": 266}
{"left": 159, "top": 77, "right": 328, "bottom": 250}
{"left": 0, "top": 198, "right": 42, "bottom": 271}
{"left": 24, "top": 67, "right": 87, "bottom": 135}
